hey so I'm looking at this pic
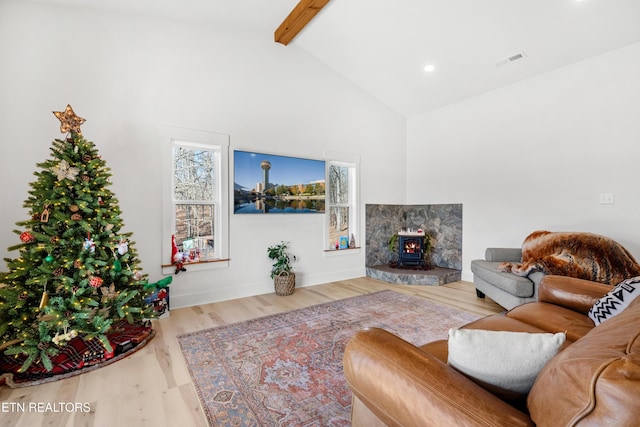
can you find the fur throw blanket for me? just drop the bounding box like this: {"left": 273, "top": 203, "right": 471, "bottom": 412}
{"left": 498, "top": 230, "right": 640, "bottom": 285}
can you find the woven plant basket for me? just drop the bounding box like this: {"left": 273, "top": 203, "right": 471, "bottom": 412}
{"left": 274, "top": 271, "right": 296, "bottom": 296}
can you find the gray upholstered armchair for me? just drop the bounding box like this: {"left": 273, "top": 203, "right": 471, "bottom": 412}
{"left": 471, "top": 248, "right": 544, "bottom": 310}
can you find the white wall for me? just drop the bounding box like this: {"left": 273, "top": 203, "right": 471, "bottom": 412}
{"left": 0, "top": 1, "right": 407, "bottom": 308}
{"left": 407, "top": 42, "right": 640, "bottom": 281}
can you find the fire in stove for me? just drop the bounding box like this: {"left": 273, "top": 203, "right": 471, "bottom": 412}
{"left": 404, "top": 241, "right": 420, "bottom": 253}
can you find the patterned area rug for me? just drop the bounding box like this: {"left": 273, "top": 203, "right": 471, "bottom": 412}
{"left": 177, "top": 290, "right": 480, "bottom": 426}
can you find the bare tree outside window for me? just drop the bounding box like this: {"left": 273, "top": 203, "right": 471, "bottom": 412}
{"left": 328, "top": 164, "right": 350, "bottom": 247}
{"left": 173, "top": 145, "right": 217, "bottom": 260}
{"left": 174, "top": 147, "right": 215, "bottom": 200}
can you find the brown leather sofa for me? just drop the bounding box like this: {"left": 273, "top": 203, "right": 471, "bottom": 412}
{"left": 343, "top": 275, "right": 640, "bottom": 426}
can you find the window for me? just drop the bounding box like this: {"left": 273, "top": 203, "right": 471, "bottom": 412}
{"left": 173, "top": 143, "right": 217, "bottom": 260}
{"left": 325, "top": 152, "right": 359, "bottom": 251}
{"left": 163, "top": 127, "right": 229, "bottom": 273}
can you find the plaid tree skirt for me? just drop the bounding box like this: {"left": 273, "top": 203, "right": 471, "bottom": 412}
{"left": 0, "top": 320, "right": 153, "bottom": 387}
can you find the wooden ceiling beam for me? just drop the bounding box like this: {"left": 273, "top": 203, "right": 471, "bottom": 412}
{"left": 275, "top": 0, "right": 330, "bottom": 45}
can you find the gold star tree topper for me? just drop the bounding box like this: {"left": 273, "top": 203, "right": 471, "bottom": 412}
{"left": 53, "top": 104, "right": 86, "bottom": 135}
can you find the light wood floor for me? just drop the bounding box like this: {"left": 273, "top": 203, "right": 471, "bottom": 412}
{"left": 0, "top": 277, "right": 502, "bottom": 427}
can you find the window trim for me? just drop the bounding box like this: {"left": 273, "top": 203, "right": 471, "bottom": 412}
{"left": 324, "top": 150, "right": 360, "bottom": 254}
{"left": 162, "top": 126, "right": 229, "bottom": 274}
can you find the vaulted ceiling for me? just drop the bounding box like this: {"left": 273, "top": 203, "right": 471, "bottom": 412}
{"left": 27, "top": 0, "right": 640, "bottom": 117}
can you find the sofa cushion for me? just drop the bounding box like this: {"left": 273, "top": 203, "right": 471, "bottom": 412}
{"left": 464, "top": 312, "right": 551, "bottom": 334}
{"left": 538, "top": 275, "right": 612, "bottom": 314}
{"left": 471, "top": 260, "right": 534, "bottom": 297}
{"left": 485, "top": 247, "right": 522, "bottom": 262}
{"left": 528, "top": 299, "right": 640, "bottom": 426}
{"left": 588, "top": 276, "right": 640, "bottom": 325}
{"left": 448, "top": 329, "right": 565, "bottom": 395}
{"left": 506, "top": 302, "right": 596, "bottom": 342}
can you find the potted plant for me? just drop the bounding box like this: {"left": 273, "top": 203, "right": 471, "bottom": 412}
{"left": 388, "top": 233, "right": 400, "bottom": 267}
{"left": 267, "top": 241, "right": 297, "bottom": 296}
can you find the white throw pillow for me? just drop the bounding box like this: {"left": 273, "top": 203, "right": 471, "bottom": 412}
{"left": 588, "top": 276, "right": 640, "bottom": 326}
{"left": 447, "top": 329, "right": 565, "bottom": 395}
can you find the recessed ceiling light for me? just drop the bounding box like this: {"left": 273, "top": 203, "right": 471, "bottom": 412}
{"left": 424, "top": 64, "right": 435, "bottom": 73}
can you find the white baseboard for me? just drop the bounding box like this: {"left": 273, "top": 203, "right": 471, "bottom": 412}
{"left": 170, "top": 267, "right": 366, "bottom": 310}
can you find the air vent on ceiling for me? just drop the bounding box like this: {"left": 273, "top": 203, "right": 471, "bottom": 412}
{"left": 495, "top": 51, "right": 526, "bottom": 67}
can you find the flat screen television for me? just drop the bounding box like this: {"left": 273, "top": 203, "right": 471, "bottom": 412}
{"left": 233, "top": 150, "right": 325, "bottom": 214}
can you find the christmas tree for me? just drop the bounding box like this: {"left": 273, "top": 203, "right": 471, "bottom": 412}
{"left": 0, "top": 105, "right": 154, "bottom": 372}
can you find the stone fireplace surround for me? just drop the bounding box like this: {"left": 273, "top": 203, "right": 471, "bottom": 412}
{"left": 365, "top": 204, "right": 462, "bottom": 285}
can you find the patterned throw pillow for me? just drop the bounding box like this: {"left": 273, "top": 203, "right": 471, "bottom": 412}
{"left": 588, "top": 276, "right": 640, "bottom": 326}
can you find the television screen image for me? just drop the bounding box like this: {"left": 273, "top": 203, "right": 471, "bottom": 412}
{"left": 234, "top": 150, "right": 326, "bottom": 214}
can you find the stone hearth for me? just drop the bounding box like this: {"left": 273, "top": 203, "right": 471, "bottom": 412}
{"left": 365, "top": 204, "right": 462, "bottom": 286}
{"left": 366, "top": 265, "right": 462, "bottom": 286}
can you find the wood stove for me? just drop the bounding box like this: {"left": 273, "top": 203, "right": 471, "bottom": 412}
{"left": 398, "top": 231, "right": 425, "bottom": 267}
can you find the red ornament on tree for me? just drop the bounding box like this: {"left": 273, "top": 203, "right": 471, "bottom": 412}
{"left": 89, "top": 276, "right": 104, "bottom": 288}
{"left": 20, "top": 231, "right": 35, "bottom": 243}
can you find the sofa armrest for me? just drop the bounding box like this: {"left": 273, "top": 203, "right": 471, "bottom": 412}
{"left": 485, "top": 247, "right": 522, "bottom": 262}
{"left": 343, "top": 328, "right": 534, "bottom": 427}
{"left": 537, "top": 275, "right": 612, "bottom": 314}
